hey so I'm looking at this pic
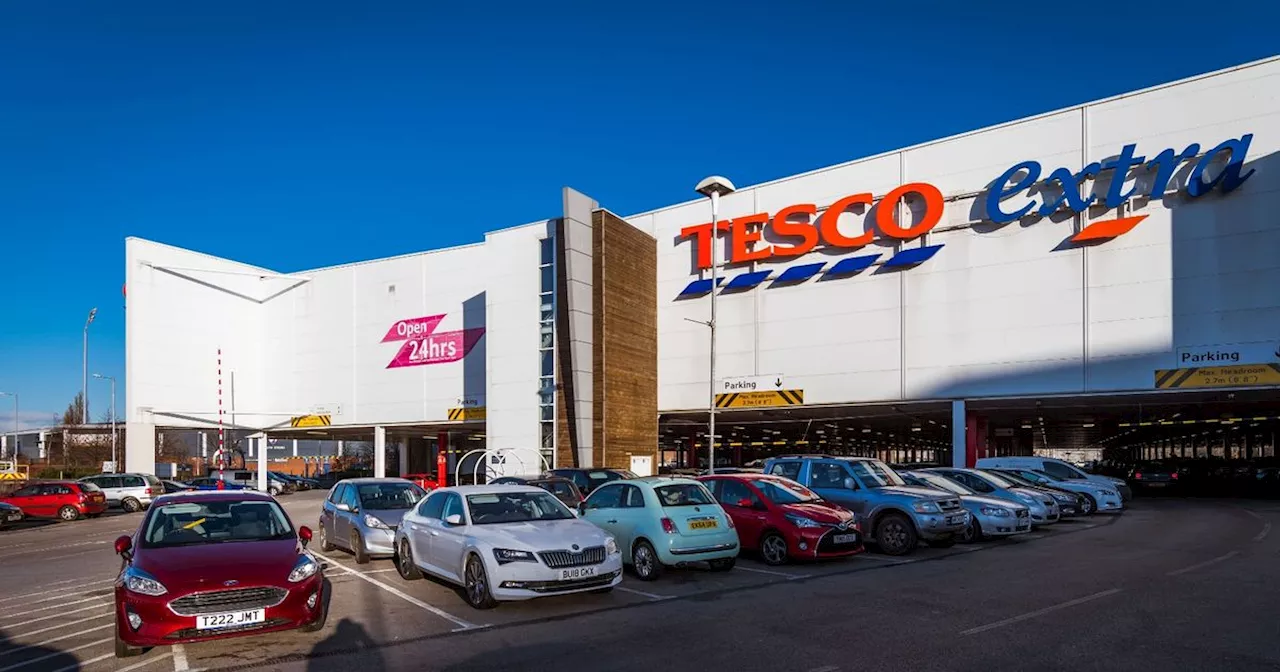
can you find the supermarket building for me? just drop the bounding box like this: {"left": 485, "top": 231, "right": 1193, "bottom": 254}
{"left": 123, "top": 57, "right": 1280, "bottom": 482}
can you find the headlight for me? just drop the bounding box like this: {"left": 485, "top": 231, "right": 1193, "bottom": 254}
{"left": 605, "top": 537, "right": 619, "bottom": 555}
{"left": 123, "top": 567, "right": 168, "bottom": 596}
{"left": 493, "top": 548, "right": 537, "bottom": 564}
{"left": 912, "top": 501, "right": 941, "bottom": 514}
{"left": 784, "top": 514, "right": 822, "bottom": 528}
{"left": 288, "top": 554, "right": 319, "bottom": 583}
{"left": 979, "top": 507, "right": 1012, "bottom": 517}
{"left": 363, "top": 514, "right": 389, "bottom": 529}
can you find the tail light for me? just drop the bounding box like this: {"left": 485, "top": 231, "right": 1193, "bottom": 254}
{"left": 1171, "top": 472, "right": 1179, "bottom": 480}
{"left": 725, "top": 515, "right": 735, "bottom": 530}
{"left": 145, "top": 488, "right": 156, "bottom": 496}
{"left": 1134, "top": 472, "right": 1142, "bottom": 480}
{"left": 660, "top": 517, "right": 676, "bottom": 534}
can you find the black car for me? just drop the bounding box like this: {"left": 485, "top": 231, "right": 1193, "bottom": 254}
{"left": 1128, "top": 462, "right": 1181, "bottom": 493}
{"left": 489, "top": 475, "right": 585, "bottom": 508}
{"left": 986, "top": 469, "right": 1087, "bottom": 516}
{"left": 546, "top": 468, "right": 638, "bottom": 496}
{"left": 0, "top": 501, "right": 22, "bottom": 529}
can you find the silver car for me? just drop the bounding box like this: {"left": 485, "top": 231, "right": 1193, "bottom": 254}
{"left": 901, "top": 471, "right": 1031, "bottom": 542}
{"left": 318, "top": 478, "right": 429, "bottom": 564}
{"left": 78, "top": 473, "right": 161, "bottom": 513}
{"left": 925, "top": 468, "right": 1059, "bottom": 527}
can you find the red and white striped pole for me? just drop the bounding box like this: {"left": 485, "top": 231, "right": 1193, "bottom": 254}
{"left": 217, "top": 348, "right": 225, "bottom": 485}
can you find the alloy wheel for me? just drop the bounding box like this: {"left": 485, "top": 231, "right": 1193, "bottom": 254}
{"left": 59, "top": 506, "right": 78, "bottom": 521}
{"left": 634, "top": 545, "right": 655, "bottom": 578}
{"left": 465, "top": 557, "right": 487, "bottom": 605}
{"left": 761, "top": 535, "right": 788, "bottom": 565}
{"left": 882, "top": 521, "right": 908, "bottom": 552}
{"left": 1081, "top": 498, "right": 1094, "bottom": 514}
{"left": 960, "top": 520, "right": 977, "bottom": 543}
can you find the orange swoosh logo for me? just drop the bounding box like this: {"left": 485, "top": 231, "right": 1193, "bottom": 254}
{"left": 1071, "top": 215, "right": 1149, "bottom": 242}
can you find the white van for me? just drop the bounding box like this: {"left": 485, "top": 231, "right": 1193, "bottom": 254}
{"left": 975, "top": 457, "right": 1131, "bottom": 501}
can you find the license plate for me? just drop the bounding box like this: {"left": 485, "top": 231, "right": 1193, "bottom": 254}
{"left": 688, "top": 519, "right": 718, "bottom": 530}
{"left": 560, "top": 566, "right": 596, "bottom": 581}
{"left": 832, "top": 533, "right": 858, "bottom": 545}
{"left": 1147, "top": 482, "right": 1166, "bottom": 487}
{"left": 196, "top": 608, "right": 265, "bottom": 630}
{"left": 947, "top": 515, "right": 965, "bottom": 525}
{"left": 5, "top": 513, "right": 20, "bottom": 521}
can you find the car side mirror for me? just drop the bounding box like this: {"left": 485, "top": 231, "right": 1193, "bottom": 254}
{"left": 843, "top": 477, "right": 858, "bottom": 491}
{"left": 114, "top": 535, "right": 133, "bottom": 560}
{"left": 298, "top": 526, "right": 312, "bottom": 547}
{"left": 444, "top": 513, "right": 463, "bottom": 526}
{"left": 577, "top": 502, "right": 587, "bottom": 515}
{"left": 335, "top": 502, "right": 350, "bottom": 512}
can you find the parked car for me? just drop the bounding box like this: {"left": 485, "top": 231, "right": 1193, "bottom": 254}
{"left": 111, "top": 490, "right": 325, "bottom": 657}
{"left": 924, "top": 468, "right": 1060, "bottom": 526}
{"left": 900, "top": 471, "right": 1030, "bottom": 542}
{"left": 547, "top": 468, "right": 638, "bottom": 496}
{"left": 762, "top": 455, "right": 968, "bottom": 556}
{"left": 578, "top": 476, "right": 739, "bottom": 580}
{"left": 976, "top": 456, "right": 1131, "bottom": 501}
{"left": 319, "top": 478, "right": 428, "bottom": 564}
{"left": 988, "top": 468, "right": 1121, "bottom": 514}
{"left": 706, "top": 467, "right": 764, "bottom": 475}
{"left": 79, "top": 473, "right": 162, "bottom": 512}
{"left": 0, "top": 480, "right": 108, "bottom": 521}
{"left": 0, "top": 500, "right": 24, "bottom": 528}
{"left": 983, "top": 469, "right": 1089, "bottom": 516}
{"left": 698, "top": 473, "right": 862, "bottom": 565}
{"left": 215, "top": 470, "right": 293, "bottom": 496}
{"left": 1127, "top": 461, "right": 1182, "bottom": 494}
{"left": 185, "top": 477, "right": 250, "bottom": 491}
{"left": 489, "top": 475, "right": 584, "bottom": 509}
{"left": 160, "top": 480, "right": 196, "bottom": 494}
{"left": 394, "top": 484, "right": 623, "bottom": 609}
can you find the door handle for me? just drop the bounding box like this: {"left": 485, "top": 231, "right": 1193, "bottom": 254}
{"left": 429, "top": 530, "right": 440, "bottom": 536}
{"left": 605, "top": 519, "right": 618, "bottom": 524}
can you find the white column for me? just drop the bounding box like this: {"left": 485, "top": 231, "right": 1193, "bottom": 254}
{"left": 292, "top": 439, "right": 299, "bottom": 457}
{"left": 398, "top": 439, "right": 409, "bottom": 477}
{"left": 951, "top": 400, "right": 967, "bottom": 468}
{"left": 374, "top": 427, "right": 387, "bottom": 478}
{"left": 125, "top": 420, "right": 156, "bottom": 475}
{"left": 257, "top": 434, "right": 269, "bottom": 493}
{"left": 336, "top": 440, "right": 344, "bottom": 457}
{"left": 200, "top": 432, "right": 208, "bottom": 458}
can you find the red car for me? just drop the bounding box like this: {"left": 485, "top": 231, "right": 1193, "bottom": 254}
{"left": 699, "top": 474, "right": 864, "bottom": 565}
{"left": 0, "top": 480, "right": 108, "bottom": 521}
{"left": 113, "top": 490, "right": 325, "bottom": 657}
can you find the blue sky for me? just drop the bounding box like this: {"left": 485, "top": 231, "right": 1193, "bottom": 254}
{"left": 1, "top": 1, "right": 1276, "bottom": 429}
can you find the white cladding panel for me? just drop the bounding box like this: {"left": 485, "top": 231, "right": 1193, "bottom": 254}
{"left": 650, "top": 58, "right": 1280, "bottom": 410}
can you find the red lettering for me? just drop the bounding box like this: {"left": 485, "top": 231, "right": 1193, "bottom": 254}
{"left": 769, "top": 204, "right": 818, "bottom": 258}
{"left": 876, "top": 182, "right": 944, "bottom": 239}
{"left": 729, "top": 213, "right": 770, "bottom": 263}
{"left": 680, "top": 221, "right": 730, "bottom": 269}
{"left": 819, "top": 193, "right": 874, "bottom": 248}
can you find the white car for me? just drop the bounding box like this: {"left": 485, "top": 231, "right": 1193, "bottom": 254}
{"left": 975, "top": 456, "right": 1131, "bottom": 501}
{"left": 393, "top": 484, "right": 623, "bottom": 609}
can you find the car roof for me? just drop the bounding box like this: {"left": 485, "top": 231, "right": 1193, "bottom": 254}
{"left": 627, "top": 476, "right": 702, "bottom": 486}
{"left": 337, "top": 477, "right": 415, "bottom": 485}
{"left": 436, "top": 484, "right": 546, "bottom": 496}
{"left": 152, "top": 490, "right": 276, "bottom": 504}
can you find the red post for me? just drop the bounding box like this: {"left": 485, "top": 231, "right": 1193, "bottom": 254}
{"left": 964, "top": 411, "right": 987, "bottom": 468}
{"left": 436, "top": 431, "right": 448, "bottom": 488}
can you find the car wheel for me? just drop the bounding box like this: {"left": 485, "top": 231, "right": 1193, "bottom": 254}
{"left": 631, "top": 540, "right": 663, "bottom": 581}
{"left": 396, "top": 539, "right": 422, "bottom": 580}
{"left": 114, "top": 619, "right": 143, "bottom": 658}
{"left": 874, "top": 513, "right": 918, "bottom": 556}
{"left": 708, "top": 557, "right": 736, "bottom": 572}
{"left": 318, "top": 524, "right": 335, "bottom": 552}
{"left": 463, "top": 554, "right": 498, "bottom": 609}
{"left": 57, "top": 506, "right": 81, "bottom": 522}
{"left": 351, "top": 530, "right": 370, "bottom": 565}
{"left": 1080, "top": 493, "right": 1097, "bottom": 516}
{"left": 759, "top": 532, "right": 789, "bottom": 566}
{"left": 121, "top": 498, "right": 142, "bottom": 513}
{"left": 959, "top": 518, "right": 982, "bottom": 543}
{"left": 300, "top": 585, "right": 327, "bottom": 633}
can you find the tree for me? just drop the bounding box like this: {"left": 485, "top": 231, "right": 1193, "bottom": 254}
{"left": 62, "top": 392, "right": 85, "bottom": 426}
{"left": 99, "top": 407, "right": 117, "bottom": 424}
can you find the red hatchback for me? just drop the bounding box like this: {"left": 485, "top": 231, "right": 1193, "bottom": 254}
{"left": 113, "top": 490, "right": 325, "bottom": 657}
{"left": 0, "top": 480, "right": 108, "bottom": 521}
{"left": 699, "top": 474, "right": 864, "bottom": 565}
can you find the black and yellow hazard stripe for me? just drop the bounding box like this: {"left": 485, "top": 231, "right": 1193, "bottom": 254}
{"left": 713, "top": 389, "right": 805, "bottom": 409}
{"left": 289, "top": 414, "right": 332, "bottom": 428}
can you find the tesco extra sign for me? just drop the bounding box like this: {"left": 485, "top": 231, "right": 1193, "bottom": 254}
{"left": 677, "top": 134, "right": 1255, "bottom": 297}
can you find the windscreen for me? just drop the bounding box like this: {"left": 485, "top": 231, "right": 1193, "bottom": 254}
{"left": 142, "top": 500, "right": 294, "bottom": 548}
{"left": 752, "top": 478, "right": 819, "bottom": 504}
{"left": 655, "top": 483, "right": 715, "bottom": 507}
{"left": 845, "top": 460, "right": 906, "bottom": 487}
{"left": 915, "top": 473, "right": 972, "bottom": 496}
{"left": 358, "top": 482, "right": 426, "bottom": 510}
{"left": 466, "top": 491, "right": 574, "bottom": 524}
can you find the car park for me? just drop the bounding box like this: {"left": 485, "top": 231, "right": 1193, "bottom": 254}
{"left": 0, "top": 480, "right": 108, "bottom": 521}
{"left": 79, "top": 472, "right": 162, "bottom": 512}
{"left": 489, "top": 474, "right": 585, "bottom": 508}
{"left": 319, "top": 477, "right": 428, "bottom": 563}
{"left": 988, "top": 468, "right": 1121, "bottom": 514}
{"left": 394, "top": 484, "right": 623, "bottom": 609}
{"left": 900, "top": 470, "right": 1031, "bottom": 542}
{"left": 698, "top": 473, "right": 863, "bottom": 565}
{"left": 976, "top": 456, "right": 1132, "bottom": 501}
{"left": 578, "top": 476, "right": 739, "bottom": 579}
{"left": 547, "top": 467, "right": 638, "bottom": 496}
{"left": 111, "top": 490, "right": 325, "bottom": 657}
{"left": 762, "top": 455, "right": 968, "bottom": 556}
{"left": 925, "top": 468, "right": 1060, "bottom": 526}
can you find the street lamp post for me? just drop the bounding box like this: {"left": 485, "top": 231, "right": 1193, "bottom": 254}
{"left": 93, "top": 374, "right": 117, "bottom": 472}
{"left": 83, "top": 308, "right": 97, "bottom": 424}
{"left": 0, "top": 392, "right": 15, "bottom": 466}
{"left": 693, "top": 176, "right": 736, "bottom": 474}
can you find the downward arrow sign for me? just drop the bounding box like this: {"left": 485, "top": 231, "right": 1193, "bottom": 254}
{"left": 775, "top": 378, "right": 782, "bottom": 387}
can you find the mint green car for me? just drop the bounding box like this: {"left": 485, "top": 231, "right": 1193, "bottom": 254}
{"left": 578, "top": 477, "right": 739, "bottom": 580}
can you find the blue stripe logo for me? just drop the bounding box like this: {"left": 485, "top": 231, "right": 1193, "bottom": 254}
{"left": 677, "top": 245, "right": 943, "bottom": 297}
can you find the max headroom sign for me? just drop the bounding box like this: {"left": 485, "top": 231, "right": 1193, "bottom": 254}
{"left": 677, "top": 134, "right": 1256, "bottom": 297}
{"left": 382, "top": 314, "right": 484, "bottom": 369}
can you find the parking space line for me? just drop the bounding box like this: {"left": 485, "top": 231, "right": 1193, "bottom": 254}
{"left": 361, "top": 568, "right": 398, "bottom": 574}
{"left": 3, "top": 603, "right": 110, "bottom": 627}
{"left": 50, "top": 652, "right": 113, "bottom": 672}
{"left": 1254, "top": 522, "right": 1271, "bottom": 542}
{"left": 118, "top": 652, "right": 173, "bottom": 672}
{"left": 6, "top": 623, "right": 113, "bottom": 656}
{"left": 734, "top": 565, "right": 802, "bottom": 579}
{"left": 172, "top": 643, "right": 190, "bottom": 671}
{"left": 0, "top": 637, "right": 112, "bottom": 672}
{"left": 960, "top": 588, "right": 1122, "bottom": 635}
{"left": 0, "top": 579, "right": 114, "bottom": 604}
{"left": 0, "top": 541, "right": 109, "bottom": 560}
{"left": 14, "top": 613, "right": 111, "bottom": 639}
{"left": 311, "top": 551, "right": 483, "bottom": 630}
{"left": 614, "top": 585, "right": 670, "bottom": 600}
{"left": 3, "top": 595, "right": 108, "bottom": 620}
{"left": 1167, "top": 550, "right": 1240, "bottom": 577}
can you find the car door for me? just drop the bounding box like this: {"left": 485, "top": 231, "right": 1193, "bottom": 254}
{"left": 335, "top": 484, "right": 361, "bottom": 547}
{"left": 320, "top": 484, "right": 344, "bottom": 544}
{"left": 714, "top": 479, "right": 768, "bottom": 549}
{"left": 611, "top": 484, "right": 653, "bottom": 553}
{"left": 806, "top": 461, "right": 866, "bottom": 514}
{"left": 5, "top": 484, "right": 41, "bottom": 516}
{"left": 580, "top": 483, "right": 627, "bottom": 547}
{"left": 405, "top": 491, "right": 447, "bottom": 575}
{"left": 428, "top": 493, "right": 468, "bottom": 581}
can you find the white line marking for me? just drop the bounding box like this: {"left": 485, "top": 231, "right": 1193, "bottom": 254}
{"left": 4, "top": 623, "right": 113, "bottom": 656}
{"left": 734, "top": 565, "right": 801, "bottom": 579}
{"left": 13, "top": 613, "right": 111, "bottom": 639}
{"left": 0, "top": 636, "right": 112, "bottom": 672}
{"left": 50, "top": 652, "right": 113, "bottom": 672}
{"left": 172, "top": 643, "right": 190, "bottom": 672}
{"left": 1255, "top": 522, "right": 1271, "bottom": 542}
{"left": 2, "top": 603, "right": 109, "bottom": 627}
{"left": 1167, "top": 551, "right": 1240, "bottom": 577}
{"left": 2, "top": 595, "right": 108, "bottom": 620}
{"left": 0, "top": 540, "right": 109, "bottom": 559}
{"left": 311, "top": 551, "right": 481, "bottom": 630}
{"left": 361, "top": 568, "right": 398, "bottom": 574}
{"left": 960, "top": 588, "right": 1122, "bottom": 635}
{"left": 119, "top": 652, "right": 173, "bottom": 672}
{"left": 614, "top": 585, "right": 669, "bottom": 600}
{"left": 0, "top": 579, "right": 114, "bottom": 604}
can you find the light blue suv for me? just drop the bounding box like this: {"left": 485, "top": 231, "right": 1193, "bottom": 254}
{"left": 762, "top": 456, "right": 968, "bottom": 556}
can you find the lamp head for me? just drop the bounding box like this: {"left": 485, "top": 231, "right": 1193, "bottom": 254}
{"left": 694, "top": 176, "right": 736, "bottom": 198}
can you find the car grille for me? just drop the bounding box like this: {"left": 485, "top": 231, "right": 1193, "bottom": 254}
{"left": 169, "top": 587, "right": 289, "bottom": 616}
{"left": 1016, "top": 509, "right": 1029, "bottom": 519}
{"left": 538, "top": 546, "right": 606, "bottom": 568}
{"left": 817, "top": 530, "right": 862, "bottom": 553}
{"left": 504, "top": 570, "right": 621, "bottom": 593}
{"left": 166, "top": 618, "right": 291, "bottom": 639}
{"left": 938, "top": 498, "right": 962, "bottom": 512}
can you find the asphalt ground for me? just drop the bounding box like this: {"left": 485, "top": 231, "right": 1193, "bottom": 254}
{"left": 1, "top": 491, "right": 1276, "bottom": 672}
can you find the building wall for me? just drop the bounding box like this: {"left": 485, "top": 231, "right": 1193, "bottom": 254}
{"left": 637, "top": 57, "right": 1280, "bottom": 412}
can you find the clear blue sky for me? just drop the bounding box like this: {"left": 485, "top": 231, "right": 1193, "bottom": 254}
{"left": 1, "top": 0, "right": 1276, "bottom": 429}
